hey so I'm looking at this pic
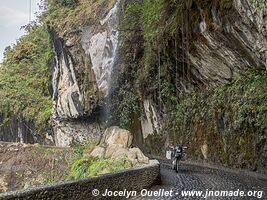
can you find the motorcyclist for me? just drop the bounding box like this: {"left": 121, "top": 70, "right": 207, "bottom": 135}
{"left": 166, "top": 144, "right": 187, "bottom": 172}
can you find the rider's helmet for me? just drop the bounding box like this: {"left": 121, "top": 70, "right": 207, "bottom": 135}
{"left": 175, "top": 144, "right": 183, "bottom": 152}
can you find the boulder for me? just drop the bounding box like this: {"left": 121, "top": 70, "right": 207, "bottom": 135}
{"left": 104, "top": 146, "right": 117, "bottom": 158}
{"left": 110, "top": 147, "right": 130, "bottom": 160}
{"left": 101, "top": 126, "right": 133, "bottom": 148}
{"left": 90, "top": 127, "right": 149, "bottom": 165}
{"left": 129, "top": 148, "right": 149, "bottom": 164}
{"left": 90, "top": 146, "right": 106, "bottom": 158}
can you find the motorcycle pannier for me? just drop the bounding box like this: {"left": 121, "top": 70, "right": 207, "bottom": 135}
{"left": 166, "top": 149, "right": 174, "bottom": 160}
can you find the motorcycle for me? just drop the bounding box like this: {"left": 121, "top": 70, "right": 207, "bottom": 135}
{"left": 166, "top": 144, "right": 187, "bottom": 172}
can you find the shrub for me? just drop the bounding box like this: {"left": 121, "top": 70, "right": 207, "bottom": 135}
{"left": 43, "top": 0, "right": 116, "bottom": 36}
{"left": 67, "top": 156, "right": 133, "bottom": 180}
{"left": 0, "top": 25, "right": 53, "bottom": 131}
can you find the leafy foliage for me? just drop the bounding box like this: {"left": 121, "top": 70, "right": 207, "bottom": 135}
{"left": 68, "top": 157, "right": 92, "bottom": 179}
{"left": 0, "top": 25, "right": 53, "bottom": 130}
{"left": 110, "top": 83, "right": 140, "bottom": 129}
{"left": 141, "top": 0, "right": 164, "bottom": 41}
{"left": 168, "top": 69, "right": 267, "bottom": 135}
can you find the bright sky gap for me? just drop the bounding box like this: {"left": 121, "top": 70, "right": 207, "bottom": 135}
{"left": 0, "top": 0, "right": 41, "bottom": 62}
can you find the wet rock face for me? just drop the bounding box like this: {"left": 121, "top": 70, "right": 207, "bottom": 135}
{"left": 50, "top": 30, "right": 103, "bottom": 146}
{"left": 49, "top": 1, "right": 120, "bottom": 146}
{"left": 0, "top": 115, "right": 34, "bottom": 144}
{"left": 50, "top": 31, "right": 99, "bottom": 119}
{"left": 189, "top": 0, "right": 267, "bottom": 86}
{"left": 81, "top": 0, "right": 120, "bottom": 97}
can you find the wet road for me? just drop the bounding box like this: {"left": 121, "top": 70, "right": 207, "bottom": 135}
{"left": 133, "top": 161, "right": 267, "bottom": 200}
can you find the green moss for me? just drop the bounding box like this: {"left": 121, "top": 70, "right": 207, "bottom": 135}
{"left": 142, "top": 0, "right": 165, "bottom": 41}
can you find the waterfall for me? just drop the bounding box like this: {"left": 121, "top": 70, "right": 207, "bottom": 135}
{"left": 81, "top": 0, "right": 120, "bottom": 125}
{"left": 82, "top": 1, "right": 120, "bottom": 97}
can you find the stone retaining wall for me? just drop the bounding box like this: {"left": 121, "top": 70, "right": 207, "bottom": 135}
{"left": 0, "top": 162, "right": 160, "bottom": 200}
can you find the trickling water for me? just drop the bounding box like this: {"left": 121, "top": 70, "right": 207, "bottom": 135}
{"left": 82, "top": 1, "right": 120, "bottom": 97}
{"left": 80, "top": 0, "right": 120, "bottom": 125}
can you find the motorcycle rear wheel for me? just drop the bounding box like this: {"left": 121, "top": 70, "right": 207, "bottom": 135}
{"left": 172, "top": 159, "right": 176, "bottom": 170}
{"left": 175, "top": 159, "right": 179, "bottom": 173}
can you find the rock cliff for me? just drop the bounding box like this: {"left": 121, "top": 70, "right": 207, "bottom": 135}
{"left": 0, "top": 0, "right": 266, "bottom": 172}
{"left": 108, "top": 0, "right": 266, "bottom": 139}
{"left": 49, "top": 1, "right": 120, "bottom": 146}
{"left": 188, "top": 0, "right": 267, "bottom": 85}
{"left": 108, "top": 0, "right": 267, "bottom": 172}
{"left": 47, "top": 0, "right": 266, "bottom": 172}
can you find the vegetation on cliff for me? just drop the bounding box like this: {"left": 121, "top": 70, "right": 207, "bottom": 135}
{"left": 0, "top": 0, "right": 117, "bottom": 133}
{"left": 165, "top": 69, "right": 267, "bottom": 171}
{"left": 43, "top": 0, "right": 116, "bottom": 36}
{"left": 110, "top": 0, "right": 236, "bottom": 129}
{"left": 253, "top": 0, "right": 267, "bottom": 10}
{"left": 0, "top": 25, "right": 53, "bottom": 131}
{"left": 110, "top": 0, "right": 267, "bottom": 172}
